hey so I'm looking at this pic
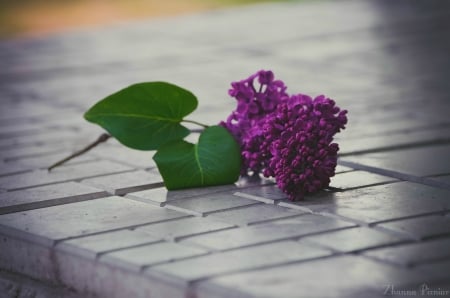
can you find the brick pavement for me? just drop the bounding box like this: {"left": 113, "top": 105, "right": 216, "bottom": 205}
{"left": 1, "top": 0, "right": 450, "bottom": 297}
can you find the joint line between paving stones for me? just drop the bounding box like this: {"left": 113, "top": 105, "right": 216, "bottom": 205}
{"left": 95, "top": 239, "right": 166, "bottom": 259}
{"left": 246, "top": 214, "right": 311, "bottom": 226}
{"left": 338, "top": 160, "right": 450, "bottom": 190}
{"left": 338, "top": 139, "right": 450, "bottom": 157}
{"left": 173, "top": 225, "right": 239, "bottom": 242}
{"left": 53, "top": 215, "right": 192, "bottom": 246}
{"left": 188, "top": 254, "right": 338, "bottom": 285}
{"left": 5, "top": 169, "right": 137, "bottom": 192}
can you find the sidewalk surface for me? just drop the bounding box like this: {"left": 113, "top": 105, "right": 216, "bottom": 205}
{"left": 1, "top": 0, "right": 450, "bottom": 297}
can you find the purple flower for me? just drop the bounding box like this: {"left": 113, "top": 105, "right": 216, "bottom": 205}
{"left": 221, "top": 70, "right": 348, "bottom": 200}
{"left": 220, "top": 70, "right": 289, "bottom": 174}
{"left": 261, "top": 94, "right": 347, "bottom": 200}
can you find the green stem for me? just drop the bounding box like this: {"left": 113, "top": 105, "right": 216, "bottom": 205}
{"left": 182, "top": 119, "right": 209, "bottom": 128}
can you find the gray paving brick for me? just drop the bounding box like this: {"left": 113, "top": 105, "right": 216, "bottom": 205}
{"left": 0, "top": 163, "right": 32, "bottom": 177}
{"left": 165, "top": 193, "right": 260, "bottom": 216}
{"left": 81, "top": 170, "right": 163, "bottom": 195}
{"left": 302, "top": 227, "right": 410, "bottom": 253}
{"left": 233, "top": 184, "right": 287, "bottom": 204}
{"left": 183, "top": 214, "right": 354, "bottom": 251}
{"left": 0, "top": 196, "right": 187, "bottom": 247}
{"left": 136, "top": 216, "right": 235, "bottom": 241}
{"left": 57, "top": 229, "right": 163, "bottom": 260}
{"left": 197, "top": 255, "right": 428, "bottom": 298}
{"left": 339, "top": 125, "right": 450, "bottom": 156}
{"left": 152, "top": 241, "right": 331, "bottom": 282}
{"left": 280, "top": 182, "right": 450, "bottom": 224}
{"left": 206, "top": 204, "right": 305, "bottom": 226}
{"left": 125, "top": 184, "right": 242, "bottom": 207}
{"left": 330, "top": 170, "right": 397, "bottom": 190}
{"left": 100, "top": 242, "right": 208, "bottom": 272}
{"left": 0, "top": 181, "right": 108, "bottom": 215}
{"left": 376, "top": 215, "right": 450, "bottom": 240}
{"left": 0, "top": 160, "right": 133, "bottom": 190}
{"left": 13, "top": 152, "right": 97, "bottom": 169}
{"left": 363, "top": 238, "right": 450, "bottom": 266}
{"left": 416, "top": 259, "right": 450, "bottom": 285}
{"left": 90, "top": 145, "right": 157, "bottom": 169}
{"left": 0, "top": 143, "right": 69, "bottom": 161}
{"left": 341, "top": 144, "right": 450, "bottom": 177}
{"left": 335, "top": 164, "right": 354, "bottom": 173}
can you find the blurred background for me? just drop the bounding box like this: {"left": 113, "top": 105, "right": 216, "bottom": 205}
{"left": 0, "top": 0, "right": 297, "bottom": 38}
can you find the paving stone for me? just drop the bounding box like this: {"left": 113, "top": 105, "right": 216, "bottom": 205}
{"left": 302, "top": 227, "right": 410, "bottom": 253}
{"left": 341, "top": 144, "right": 450, "bottom": 177}
{"left": 0, "top": 196, "right": 187, "bottom": 247}
{"left": 0, "top": 160, "right": 133, "bottom": 190}
{"left": 363, "top": 237, "right": 450, "bottom": 266}
{"left": 125, "top": 184, "right": 242, "bottom": 207}
{"left": 12, "top": 152, "right": 97, "bottom": 169}
{"left": 183, "top": 214, "right": 354, "bottom": 251}
{"left": 57, "top": 229, "right": 163, "bottom": 260}
{"left": 416, "top": 259, "right": 450, "bottom": 285}
{"left": 100, "top": 242, "right": 208, "bottom": 272}
{"left": 376, "top": 214, "right": 450, "bottom": 240}
{"left": 81, "top": 170, "right": 163, "bottom": 195}
{"left": 90, "top": 145, "right": 157, "bottom": 169}
{"left": 339, "top": 125, "right": 450, "bottom": 156}
{"left": 152, "top": 240, "right": 331, "bottom": 282}
{"left": 206, "top": 204, "right": 305, "bottom": 226}
{"left": 280, "top": 182, "right": 450, "bottom": 224}
{"left": 125, "top": 179, "right": 270, "bottom": 207}
{"left": 197, "top": 255, "right": 428, "bottom": 298}
{"left": 165, "top": 193, "right": 260, "bottom": 216}
{"left": 335, "top": 164, "right": 354, "bottom": 173}
{"left": 136, "top": 216, "right": 235, "bottom": 241}
{"left": 0, "top": 163, "right": 32, "bottom": 177}
{"left": 233, "top": 184, "right": 287, "bottom": 204}
{"left": 329, "top": 170, "right": 397, "bottom": 190}
{"left": 0, "top": 143, "right": 69, "bottom": 161}
{"left": 0, "top": 181, "right": 108, "bottom": 215}
{"left": 431, "top": 175, "right": 450, "bottom": 183}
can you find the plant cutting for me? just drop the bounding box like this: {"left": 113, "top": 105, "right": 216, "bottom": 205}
{"left": 49, "top": 70, "right": 347, "bottom": 200}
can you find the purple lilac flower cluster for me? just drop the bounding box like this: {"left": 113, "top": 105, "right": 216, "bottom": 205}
{"left": 220, "top": 70, "right": 289, "bottom": 174}
{"left": 221, "top": 70, "right": 348, "bottom": 200}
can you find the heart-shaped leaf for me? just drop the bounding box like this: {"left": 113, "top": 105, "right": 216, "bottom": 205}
{"left": 84, "top": 82, "right": 198, "bottom": 150}
{"left": 153, "top": 125, "right": 241, "bottom": 190}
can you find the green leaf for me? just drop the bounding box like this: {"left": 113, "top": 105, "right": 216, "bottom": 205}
{"left": 84, "top": 82, "right": 198, "bottom": 150}
{"left": 153, "top": 125, "right": 241, "bottom": 190}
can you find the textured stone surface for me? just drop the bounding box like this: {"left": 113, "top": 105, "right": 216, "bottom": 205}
{"left": 363, "top": 238, "right": 450, "bottom": 266}
{"left": 280, "top": 182, "right": 450, "bottom": 224}
{"left": 341, "top": 144, "right": 450, "bottom": 177}
{"left": 0, "top": 161, "right": 133, "bottom": 190}
{"left": 183, "top": 214, "right": 354, "bottom": 251}
{"left": 81, "top": 170, "right": 163, "bottom": 195}
{"left": 330, "top": 170, "right": 397, "bottom": 190}
{"left": 165, "top": 193, "right": 259, "bottom": 216}
{"left": 302, "top": 227, "right": 410, "bottom": 252}
{"left": 206, "top": 204, "right": 305, "bottom": 226}
{"left": 136, "top": 216, "right": 235, "bottom": 241}
{"left": 0, "top": 182, "right": 107, "bottom": 214}
{"left": 100, "top": 242, "right": 208, "bottom": 272}
{"left": 57, "top": 229, "right": 163, "bottom": 260}
{"left": 376, "top": 214, "right": 450, "bottom": 240}
{"left": 233, "top": 184, "right": 287, "bottom": 204}
{"left": 197, "top": 256, "right": 428, "bottom": 298}
{"left": 0, "top": 196, "right": 187, "bottom": 246}
{"left": 152, "top": 241, "right": 331, "bottom": 282}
